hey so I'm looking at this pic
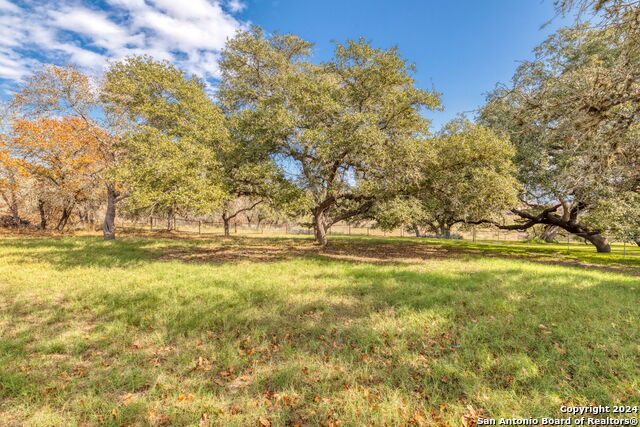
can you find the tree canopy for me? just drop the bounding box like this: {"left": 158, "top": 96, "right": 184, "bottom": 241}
{"left": 479, "top": 5, "right": 639, "bottom": 252}
{"left": 375, "top": 119, "right": 520, "bottom": 237}
{"left": 219, "top": 28, "right": 441, "bottom": 245}
{"left": 0, "top": 10, "right": 637, "bottom": 252}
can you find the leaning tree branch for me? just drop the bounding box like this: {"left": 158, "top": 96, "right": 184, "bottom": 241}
{"left": 328, "top": 200, "right": 376, "bottom": 227}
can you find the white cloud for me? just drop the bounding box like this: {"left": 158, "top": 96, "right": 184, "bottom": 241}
{"left": 0, "top": 0, "right": 19, "bottom": 12}
{"left": 149, "top": 0, "right": 223, "bottom": 19}
{"left": 227, "top": 0, "right": 247, "bottom": 13}
{"left": 50, "top": 8, "right": 140, "bottom": 51}
{"left": 0, "top": 0, "right": 248, "bottom": 88}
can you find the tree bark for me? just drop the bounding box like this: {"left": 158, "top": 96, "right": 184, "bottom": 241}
{"left": 471, "top": 203, "right": 611, "bottom": 253}
{"left": 312, "top": 208, "right": 328, "bottom": 246}
{"left": 55, "top": 205, "right": 73, "bottom": 231}
{"left": 103, "top": 185, "right": 117, "bottom": 240}
{"left": 436, "top": 219, "right": 452, "bottom": 238}
{"left": 412, "top": 224, "right": 422, "bottom": 237}
{"left": 584, "top": 233, "right": 611, "bottom": 253}
{"left": 222, "top": 215, "right": 231, "bottom": 237}
{"left": 167, "top": 203, "right": 176, "bottom": 231}
{"left": 1, "top": 181, "right": 21, "bottom": 225}
{"left": 38, "top": 199, "right": 47, "bottom": 230}
{"left": 8, "top": 199, "right": 20, "bottom": 225}
{"left": 221, "top": 200, "right": 264, "bottom": 237}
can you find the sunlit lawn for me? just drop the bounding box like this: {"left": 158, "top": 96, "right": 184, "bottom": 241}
{"left": 421, "top": 236, "right": 640, "bottom": 267}
{"left": 0, "top": 234, "right": 639, "bottom": 426}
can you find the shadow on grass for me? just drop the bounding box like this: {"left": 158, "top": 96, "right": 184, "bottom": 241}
{"left": 2, "top": 233, "right": 640, "bottom": 271}
{"left": 2, "top": 235, "right": 640, "bottom": 424}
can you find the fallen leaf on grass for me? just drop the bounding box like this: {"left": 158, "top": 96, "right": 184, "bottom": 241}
{"left": 177, "top": 393, "right": 194, "bottom": 401}
{"left": 227, "top": 375, "right": 253, "bottom": 391}
{"left": 199, "top": 413, "right": 209, "bottom": 427}
{"left": 259, "top": 417, "right": 271, "bottom": 427}
{"left": 41, "top": 386, "right": 56, "bottom": 396}
{"left": 554, "top": 342, "right": 567, "bottom": 354}
{"left": 537, "top": 324, "right": 552, "bottom": 335}
{"left": 408, "top": 409, "right": 426, "bottom": 425}
{"left": 191, "top": 356, "right": 212, "bottom": 372}
{"left": 120, "top": 393, "right": 139, "bottom": 404}
{"left": 128, "top": 341, "right": 143, "bottom": 350}
{"left": 461, "top": 405, "right": 481, "bottom": 427}
{"left": 146, "top": 410, "right": 165, "bottom": 425}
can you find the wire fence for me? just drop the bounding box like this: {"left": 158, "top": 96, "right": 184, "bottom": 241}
{"left": 120, "top": 216, "right": 579, "bottom": 243}
{"left": 115, "top": 216, "right": 640, "bottom": 256}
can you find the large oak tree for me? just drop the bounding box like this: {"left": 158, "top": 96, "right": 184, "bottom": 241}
{"left": 479, "top": 6, "right": 639, "bottom": 252}
{"left": 219, "top": 28, "right": 440, "bottom": 245}
{"left": 101, "top": 56, "right": 228, "bottom": 228}
{"left": 374, "top": 119, "right": 519, "bottom": 237}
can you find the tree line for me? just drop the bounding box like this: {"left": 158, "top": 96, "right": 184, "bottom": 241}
{"left": 0, "top": 0, "right": 637, "bottom": 252}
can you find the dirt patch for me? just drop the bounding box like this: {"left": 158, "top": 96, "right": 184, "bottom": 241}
{"left": 159, "top": 238, "right": 455, "bottom": 266}
{"left": 159, "top": 240, "right": 319, "bottom": 264}
{"left": 156, "top": 236, "right": 640, "bottom": 277}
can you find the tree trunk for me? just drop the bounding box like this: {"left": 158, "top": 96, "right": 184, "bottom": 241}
{"left": 584, "top": 233, "right": 611, "bottom": 253}
{"left": 56, "top": 205, "right": 73, "bottom": 231}
{"left": 103, "top": 185, "right": 117, "bottom": 240}
{"left": 8, "top": 200, "right": 20, "bottom": 225}
{"left": 1, "top": 187, "right": 20, "bottom": 225}
{"left": 223, "top": 216, "right": 231, "bottom": 237}
{"left": 540, "top": 225, "right": 560, "bottom": 242}
{"left": 167, "top": 204, "right": 176, "bottom": 231}
{"left": 495, "top": 204, "right": 612, "bottom": 253}
{"left": 38, "top": 200, "right": 47, "bottom": 230}
{"left": 412, "top": 224, "right": 422, "bottom": 237}
{"left": 635, "top": 239, "right": 640, "bottom": 247}
{"left": 437, "top": 221, "right": 451, "bottom": 239}
{"left": 313, "top": 208, "right": 328, "bottom": 246}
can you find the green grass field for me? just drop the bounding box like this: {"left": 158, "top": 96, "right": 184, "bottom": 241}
{"left": 1, "top": 234, "right": 639, "bottom": 426}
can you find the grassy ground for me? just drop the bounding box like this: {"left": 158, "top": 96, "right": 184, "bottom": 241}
{"left": 0, "top": 234, "right": 639, "bottom": 426}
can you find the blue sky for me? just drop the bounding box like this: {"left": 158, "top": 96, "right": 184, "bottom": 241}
{"left": 0, "top": 0, "right": 572, "bottom": 129}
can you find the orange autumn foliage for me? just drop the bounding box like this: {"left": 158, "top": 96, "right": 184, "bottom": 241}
{"left": 6, "top": 117, "right": 108, "bottom": 217}
{"left": 10, "top": 116, "right": 103, "bottom": 182}
{"left": 0, "top": 133, "right": 26, "bottom": 192}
